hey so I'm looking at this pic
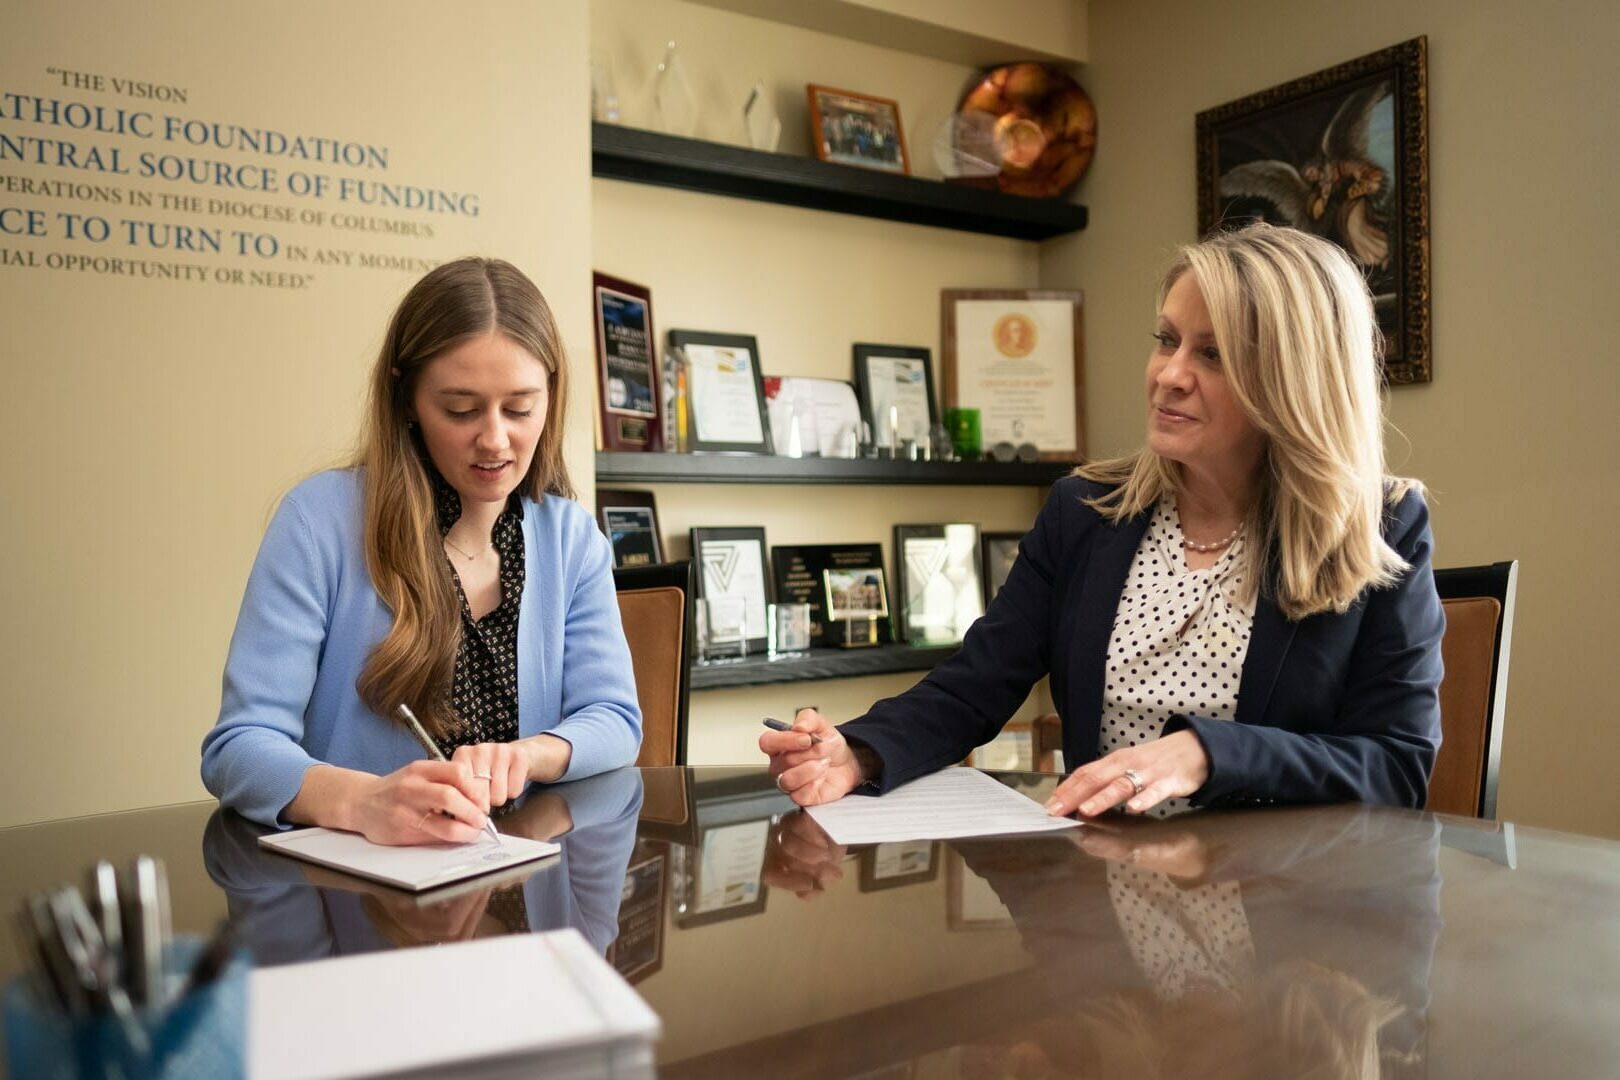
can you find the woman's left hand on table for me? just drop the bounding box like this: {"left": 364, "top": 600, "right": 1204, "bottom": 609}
{"left": 1043, "top": 729, "right": 1211, "bottom": 818}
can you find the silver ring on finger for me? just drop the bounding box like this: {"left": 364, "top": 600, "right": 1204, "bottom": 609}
{"left": 416, "top": 808, "right": 434, "bottom": 831}
{"left": 1121, "top": 768, "right": 1146, "bottom": 797}
{"left": 472, "top": 772, "right": 493, "bottom": 781}
{"left": 776, "top": 775, "right": 789, "bottom": 793}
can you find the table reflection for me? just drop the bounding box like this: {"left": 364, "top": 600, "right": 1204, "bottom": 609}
{"left": 202, "top": 767, "right": 643, "bottom": 965}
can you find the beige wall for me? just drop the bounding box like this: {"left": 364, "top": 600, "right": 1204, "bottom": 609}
{"left": 591, "top": 0, "right": 1054, "bottom": 764}
{"left": 0, "top": 0, "right": 592, "bottom": 827}
{"left": 1051, "top": 0, "right": 1620, "bottom": 837}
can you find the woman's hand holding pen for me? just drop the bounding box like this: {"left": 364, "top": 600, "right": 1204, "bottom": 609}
{"left": 350, "top": 761, "right": 490, "bottom": 845}
{"left": 759, "top": 708, "right": 865, "bottom": 807}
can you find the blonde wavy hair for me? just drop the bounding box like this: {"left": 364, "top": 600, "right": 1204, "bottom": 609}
{"left": 1080, "top": 224, "right": 1414, "bottom": 619}
{"left": 353, "top": 257, "right": 572, "bottom": 738}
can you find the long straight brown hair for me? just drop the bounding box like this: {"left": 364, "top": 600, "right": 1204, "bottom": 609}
{"left": 353, "top": 257, "right": 573, "bottom": 737}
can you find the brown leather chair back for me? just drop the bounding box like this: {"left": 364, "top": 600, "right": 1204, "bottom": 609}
{"left": 613, "top": 561, "right": 693, "bottom": 768}
{"left": 1429, "top": 562, "right": 1517, "bottom": 819}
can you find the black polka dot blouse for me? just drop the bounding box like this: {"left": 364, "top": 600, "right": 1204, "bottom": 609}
{"left": 1100, "top": 498, "right": 1255, "bottom": 819}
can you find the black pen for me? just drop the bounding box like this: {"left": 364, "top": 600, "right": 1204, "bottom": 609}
{"left": 396, "top": 703, "right": 503, "bottom": 845}
{"left": 762, "top": 717, "right": 823, "bottom": 744}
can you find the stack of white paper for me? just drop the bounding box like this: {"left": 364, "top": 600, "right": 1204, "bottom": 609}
{"left": 258, "top": 827, "right": 559, "bottom": 892}
{"left": 248, "top": 930, "right": 661, "bottom": 1079}
{"left": 805, "top": 767, "right": 1082, "bottom": 844}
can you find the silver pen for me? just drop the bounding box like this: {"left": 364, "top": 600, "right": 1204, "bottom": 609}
{"left": 395, "top": 704, "right": 503, "bottom": 845}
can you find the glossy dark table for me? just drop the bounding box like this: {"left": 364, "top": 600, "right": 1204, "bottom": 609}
{"left": 3, "top": 767, "right": 1618, "bottom": 1077}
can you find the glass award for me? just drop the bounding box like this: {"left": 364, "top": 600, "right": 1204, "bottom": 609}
{"left": 742, "top": 80, "right": 782, "bottom": 151}
{"left": 652, "top": 41, "right": 697, "bottom": 137}
{"left": 591, "top": 54, "right": 621, "bottom": 124}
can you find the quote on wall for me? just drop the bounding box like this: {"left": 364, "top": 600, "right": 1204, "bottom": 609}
{"left": 0, "top": 66, "right": 483, "bottom": 290}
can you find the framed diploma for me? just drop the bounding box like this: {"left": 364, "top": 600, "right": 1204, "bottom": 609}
{"left": 894, "top": 523, "right": 984, "bottom": 645}
{"left": 981, "top": 531, "right": 1023, "bottom": 605}
{"left": 594, "top": 488, "right": 663, "bottom": 569}
{"left": 606, "top": 840, "right": 668, "bottom": 984}
{"left": 691, "top": 526, "right": 772, "bottom": 655}
{"left": 941, "top": 289, "right": 1085, "bottom": 462}
{"left": 592, "top": 272, "right": 663, "bottom": 452}
{"left": 671, "top": 820, "right": 770, "bottom": 928}
{"left": 852, "top": 343, "right": 938, "bottom": 452}
{"left": 668, "top": 329, "right": 773, "bottom": 455}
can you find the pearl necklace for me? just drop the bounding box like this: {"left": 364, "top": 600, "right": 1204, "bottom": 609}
{"left": 1181, "top": 526, "right": 1241, "bottom": 553}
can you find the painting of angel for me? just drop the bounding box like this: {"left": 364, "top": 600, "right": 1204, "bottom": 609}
{"left": 1197, "top": 38, "right": 1430, "bottom": 384}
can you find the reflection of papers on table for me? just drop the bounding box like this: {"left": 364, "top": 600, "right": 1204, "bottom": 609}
{"left": 694, "top": 820, "right": 769, "bottom": 914}
{"left": 250, "top": 929, "right": 660, "bottom": 1079}
{"left": 806, "top": 768, "right": 1080, "bottom": 845}
{"left": 872, "top": 840, "right": 933, "bottom": 879}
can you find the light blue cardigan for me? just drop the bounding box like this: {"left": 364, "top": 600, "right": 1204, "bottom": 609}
{"left": 201, "top": 469, "right": 642, "bottom": 826}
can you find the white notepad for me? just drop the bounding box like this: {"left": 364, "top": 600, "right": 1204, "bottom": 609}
{"left": 249, "top": 930, "right": 661, "bottom": 1079}
{"left": 258, "top": 826, "right": 559, "bottom": 892}
{"left": 805, "top": 767, "right": 1082, "bottom": 844}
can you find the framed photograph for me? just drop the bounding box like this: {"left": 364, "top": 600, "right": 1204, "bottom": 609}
{"left": 942, "top": 289, "right": 1085, "bottom": 462}
{"left": 807, "top": 84, "right": 910, "bottom": 175}
{"left": 823, "top": 566, "right": 889, "bottom": 619}
{"left": 894, "top": 524, "right": 984, "bottom": 646}
{"left": 668, "top": 329, "right": 773, "bottom": 454}
{"left": 592, "top": 272, "right": 663, "bottom": 451}
{"left": 606, "top": 840, "right": 668, "bottom": 984}
{"left": 858, "top": 841, "right": 940, "bottom": 893}
{"left": 1196, "top": 37, "right": 1430, "bottom": 384}
{"left": 853, "top": 344, "right": 938, "bottom": 452}
{"left": 762, "top": 376, "right": 863, "bottom": 458}
{"left": 595, "top": 488, "right": 662, "bottom": 569}
{"left": 980, "top": 532, "right": 1022, "bottom": 605}
{"left": 771, "top": 543, "right": 890, "bottom": 647}
{"left": 691, "top": 526, "right": 771, "bottom": 655}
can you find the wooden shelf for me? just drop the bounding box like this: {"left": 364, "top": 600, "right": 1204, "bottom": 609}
{"left": 596, "top": 451, "right": 1070, "bottom": 486}
{"left": 691, "top": 642, "right": 959, "bottom": 690}
{"left": 592, "top": 123, "right": 1088, "bottom": 241}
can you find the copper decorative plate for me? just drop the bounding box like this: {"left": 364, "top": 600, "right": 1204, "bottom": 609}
{"left": 954, "top": 63, "right": 1096, "bottom": 198}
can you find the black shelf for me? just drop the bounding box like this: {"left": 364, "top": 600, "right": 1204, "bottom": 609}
{"left": 596, "top": 452, "right": 1070, "bottom": 486}
{"left": 593, "top": 123, "right": 1088, "bottom": 241}
{"left": 691, "top": 643, "right": 959, "bottom": 691}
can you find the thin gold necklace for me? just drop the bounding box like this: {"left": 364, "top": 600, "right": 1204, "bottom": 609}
{"left": 443, "top": 534, "right": 493, "bottom": 562}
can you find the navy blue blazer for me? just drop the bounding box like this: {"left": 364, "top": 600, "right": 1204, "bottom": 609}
{"left": 842, "top": 477, "right": 1446, "bottom": 808}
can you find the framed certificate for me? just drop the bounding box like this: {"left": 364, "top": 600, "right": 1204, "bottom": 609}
{"left": 592, "top": 272, "right": 663, "bottom": 452}
{"left": 606, "top": 840, "right": 668, "bottom": 984}
{"left": 942, "top": 289, "right": 1085, "bottom": 461}
{"left": 858, "top": 841, "right": 939, "bottom": 892}
{"left": 771, "top": 543, "right": 890, "bottom": 647}
{"left": 669, "top": 329, "right": 773, "bottom": 455}
{"left": 691, "top": 526, "right": 772, "bottom": 655}
{"left": 595, "top": 488, "right": 662, "bottom": 569}
{"left": 894, "top": 523, "right": 984, "bottom": 645}
{"left": 853, "top": 343, "right": 938, "bottom": 452}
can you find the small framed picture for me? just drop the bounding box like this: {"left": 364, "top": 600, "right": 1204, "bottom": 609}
{"left": 823, "top": 566, "right": 889, "bottom": 619}
{"left": 858, "top": 841, "right": 940, "bottom": 893}
{"left": 669, "top": 330, "right": 773, "bottom": 455}
{"left": 853, "top": 344, "right": 937, "bottom": 452}
{"left": 807, "top": 84, "right": 910, "bottom": 175}
{"left": 894, "top": 524, "right": 984, "bottom": 646}
{"left": 691, "top": 526, "right": 772, "bottom": 655}
{"left": 980, "top": 532, "right": 1023, "bottom": 605}
{"left": 595, "top": 488, "right": 662, "bottom": 569}
{"left": 592, "top": 272, "right": 663, "bottom": 451}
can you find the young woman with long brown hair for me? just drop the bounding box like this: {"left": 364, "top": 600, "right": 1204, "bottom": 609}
{"left": 202, "top": 258, "right": 641, "bottom": 843}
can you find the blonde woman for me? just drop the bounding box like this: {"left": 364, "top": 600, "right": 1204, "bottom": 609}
{"left": 202, "top": 258, "right": 641, "bottom": 842}
{"left": 763, "top": 224, "right": 1444, "bottom": 814}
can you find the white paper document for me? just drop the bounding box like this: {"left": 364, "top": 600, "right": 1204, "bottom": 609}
{"left": 258, "top": 826, "right": 559, "bottom": 892}
{"left": 249, "top": 929, "right": 661, "bottom": 1079}
{"left": 805, "top": 767, "right": 1081, "bottom": 845}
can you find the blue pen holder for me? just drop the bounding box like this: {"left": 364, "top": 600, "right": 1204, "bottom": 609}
{"left": 4, "top": 937, "right": 248, "bottom": 1080}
